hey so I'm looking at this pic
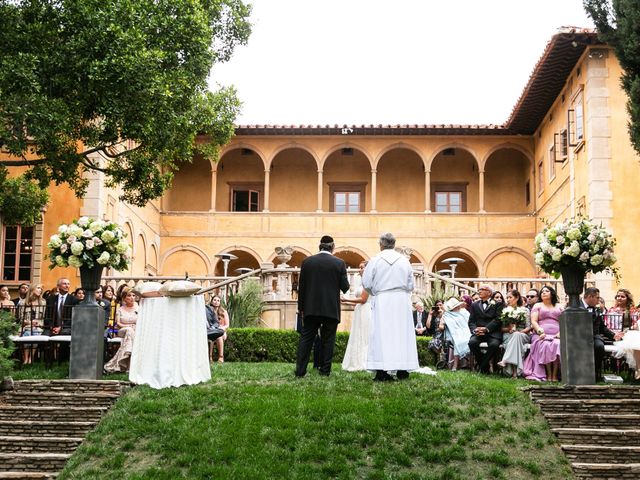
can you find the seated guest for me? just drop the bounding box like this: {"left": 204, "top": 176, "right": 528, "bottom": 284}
{"left": 211, "top": 295, "right": 229, "bottom": 363}
{"left": 491, "top": 290, "right": 505, "bottom": 305}
{"left": 18, "top": 283, "right": 46, "bottom": 364}
{"left": 523, "top": 286, "right": 563, "bottom": 381}
{"left": 12, "top": 283, "right": 29, "bottom": 306}
{"left": 0, "top": 285, "right": 14, "bottom": 309}
{"left": 497, "top": 289, "right": 531, "bottom": 378}
{"left": 205, "top": 298, "right": 225, "bottom": 363}
{"left": 413, "top": 301, "right": 429, "bottom": 336}
{"left": 440, "top": 297, "right": 471, "bottom": 371}
{"left": 583, "top": 286, "right": 619, "bottom": 380}
{"left": 525, "top": 289, "right": 539, "bottom": 312}
{"left": 102, "top": 285, "right": 117, "bottom": 334}
{"left": 44, "top": 278, "right": 77, "bottom": 336}
{"left": 73, "top": 288, "right": 85, "bottom": 303}
{"left": 94, "top": 288, "right": 108, "bottom": 309}
{"left": 468, "top": 284, "right": 504, "bottom": 374}
{"left": 462, "top": 295, "right": 473, "bottom": 313}
{"left": 104, "top": 287, "right": 138, "bottom": 373}
{"left": 427, "top": 300, "right": 445, "bottom": 354}
{"left": 608, "top": 289, "right": 636, "bottom": 330}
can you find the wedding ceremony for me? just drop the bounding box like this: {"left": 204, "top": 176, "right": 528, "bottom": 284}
{"left": 2, "top": 0, "right": 640, "bottom": 478}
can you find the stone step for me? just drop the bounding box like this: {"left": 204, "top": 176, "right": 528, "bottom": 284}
{"left": 0, "top": 420, "right": 96, "bottom": 437}
{"left": 536, "top": 399, "right": 640, "bottom": 414}
{"left": 13, "top": 380, "right": 126, "bottom": 395}
{"left": 545, "top": 413, "right": 640, "bottom": 430}
{"left": 561, "top": 445, "right": 640, "bottom": 464}
{"left": 0, "top": 436, "right": 83, "bottom": 454}
{"left": 0, "top": 453, "right": 70, "bottom": 473}
{"left": 571, "top": 462, "right": 640, "bottom": 480}
{"left": 0, "top": 473, "right": 57, "bottom": 479}
{"left": 1, "top": 391, "right": 119, "bottom": 407}
{"left": 553, "top": 428, "right": 640, "bottom": 445}
{"left": 526, "top": 385, "right": 640, "bottom": 400}
{"left": 0, "top": 406, "right": 107, "bottom": 423}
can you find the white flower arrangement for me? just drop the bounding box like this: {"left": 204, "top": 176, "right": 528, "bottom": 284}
{"left": 534, "top": 217, "right": 618, "bottom": 279}
{"left": 500, "top": 306, "right": 529, "bottom": 328}
{"left": 47, "top": 216, "right": 131, "bottom": 271}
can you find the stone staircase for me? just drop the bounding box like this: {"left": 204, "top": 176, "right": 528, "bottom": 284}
{"left": 0, "top": 380, "right": 130, "bottom": 479}
{"left": 526, "top": 385, "right": 640, "bottom": 479}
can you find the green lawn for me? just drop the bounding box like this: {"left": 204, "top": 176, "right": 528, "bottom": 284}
{"left": 40, "top": 363, "right": 574, "bottom": 480}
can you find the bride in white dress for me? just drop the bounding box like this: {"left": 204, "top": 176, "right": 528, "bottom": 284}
{"left": 341, "top": 261, "right": 372, "bottom": 371}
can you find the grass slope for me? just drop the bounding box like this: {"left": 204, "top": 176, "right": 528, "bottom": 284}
{"left": 47, "top": 363, "right": 573, "bottom": 480}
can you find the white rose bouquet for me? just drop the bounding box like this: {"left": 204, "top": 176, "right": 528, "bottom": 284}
{"left": 47, "top": 217, "right": 131, "bottom": 271}
{"left": 534, "top": 217, "right": 618, "bottom": 280}
{"left": 500, "top": 305, "right": 529, "bottom": 329}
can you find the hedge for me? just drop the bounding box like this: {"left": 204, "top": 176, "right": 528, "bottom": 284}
{"left": 223, "top": 328, "right": 437, "bottom": 366}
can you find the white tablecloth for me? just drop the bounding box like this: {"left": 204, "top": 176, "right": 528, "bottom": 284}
{"left": 129, "top": 295, "right": 211, "bottom": 389}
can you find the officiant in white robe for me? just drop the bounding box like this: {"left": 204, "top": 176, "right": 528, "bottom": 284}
{"left": 363, "top": 233, "right": 419, "bottom": 381}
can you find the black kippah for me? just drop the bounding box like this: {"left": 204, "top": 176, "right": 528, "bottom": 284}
{"left": 320, "top": 235, "right": 334, "bottom": 244}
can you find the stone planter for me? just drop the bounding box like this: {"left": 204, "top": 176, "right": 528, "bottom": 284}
{"left": 560, "top": 264, "right": 586, "bottom": 309}
{"left": 79, "top": 264, "right": 104, "bottom": 305}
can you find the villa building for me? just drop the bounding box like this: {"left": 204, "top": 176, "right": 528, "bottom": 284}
{"left": 2, "top": 28, "right": 638, "bottom": 308}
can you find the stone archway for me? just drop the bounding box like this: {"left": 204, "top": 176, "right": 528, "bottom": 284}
{"left": 376, "top": 148, "right": 424, "bottom": 212}
{"left": 431, "top": 251, "right": 479, "bottom": 279}
{"left": 334, "top": 248, "right": 368, "bottom": 268}
{"left": 269, "top": 147, "right": 317, "bottom": 212}
{"left": 484, "top": 148, "right": 532, "bottom": 213}
{"left": 213, "top": 248, "right": 261, "bottom": 277}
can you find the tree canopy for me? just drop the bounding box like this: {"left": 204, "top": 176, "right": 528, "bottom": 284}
{"left": 0, "top": 0, "right": 251, "bottom": 224}
{"left": 584, "top": 0, "right": 640, "bottom": 157}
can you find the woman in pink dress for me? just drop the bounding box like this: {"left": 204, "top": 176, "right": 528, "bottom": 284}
{"left": 523, "top": 285, "right": 564, "bottom": 382}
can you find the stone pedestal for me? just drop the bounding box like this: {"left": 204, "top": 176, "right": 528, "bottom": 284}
{"left": 70, "top": 305, "right": 105, "bottom": 380}
{"left": 560, "top": 307, "right": 595, "bottom": 385}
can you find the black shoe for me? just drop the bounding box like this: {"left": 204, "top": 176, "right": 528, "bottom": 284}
{"left": 373, "top": 371, "right": 395, "bottom": 382}
{"left": 396, "top": 370, "right": 409, "bottom": 380}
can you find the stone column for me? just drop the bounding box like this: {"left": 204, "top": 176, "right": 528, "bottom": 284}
{"left": 560, "top": 307, "right": 596, "bottom": 385}
{"left": 478, "top": 170, "right": 486, "bottom": 213}
{"left": 316, "top": 170, "right": 323, "bottom": 212}
{"left": 370, "top": 169, "right": 377, "bottom": 212}
{"left": 263, "top": 169, "right": 270, "bottom": 212}
{"left": 70, "top": 306, "right": 105, "bottom": 379}
{"left": 424, "top": 170, "right": 431, "bottom": 212}
{"left": 209, "top": 169, "right": 217, "bottom": 212}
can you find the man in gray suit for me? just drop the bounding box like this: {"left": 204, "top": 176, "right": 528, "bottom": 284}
{"left": 295, "top": 235, "right": 350, "bottom": 377}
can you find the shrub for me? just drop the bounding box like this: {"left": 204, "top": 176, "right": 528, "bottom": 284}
{"left": 224, "top": 279, "right": 264, "bottom": 327}
{"left": 223, "top": 328, "right": 436, "bottom": 365}
{"left": 0, "top": 310, "right": 17, "bottom": 379}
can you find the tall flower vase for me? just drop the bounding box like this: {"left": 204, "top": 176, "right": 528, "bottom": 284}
{"left": 560, "top": 264, "right": 586, "bottom": 309}
{"left": 79, "top": 264, "right": 104, "bottom": 304}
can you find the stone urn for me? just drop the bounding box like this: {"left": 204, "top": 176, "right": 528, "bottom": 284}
{"left": 79, "top": 264, "right": 104, "bottom": 305}
{"left": 275, "top": 246, "right": 294, "bottom": 268}
{"left": 559, "top": 264, "right": 586, "bottom": 309}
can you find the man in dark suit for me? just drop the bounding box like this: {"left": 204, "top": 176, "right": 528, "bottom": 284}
{"left": 295, "top": 235, "right": 350, "bottom": 377}
{"left": 468, "top": 284, "right": 504, "bottom": 373}
{"left": 44, "top": 278, "right": 78, "bottom": 336}
{"left": 583, "top": 286, "right": 619, "bottom": 379}
{"left": 12, "top": 283, "right": 29, "bottom": 306}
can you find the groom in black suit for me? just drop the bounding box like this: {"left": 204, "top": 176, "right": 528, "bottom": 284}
{"left": 295, "top": 235, "right": 350, "bottom": 377}
{"left": 468, "top": 284, "right": 504, "bottom": 373}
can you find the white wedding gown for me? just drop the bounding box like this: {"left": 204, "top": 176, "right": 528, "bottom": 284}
{"left": 341, "top": 286, "right": 372, "bottom": 371}
{"left": 129, "top": 295, "right": 211, "bottom": 389}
